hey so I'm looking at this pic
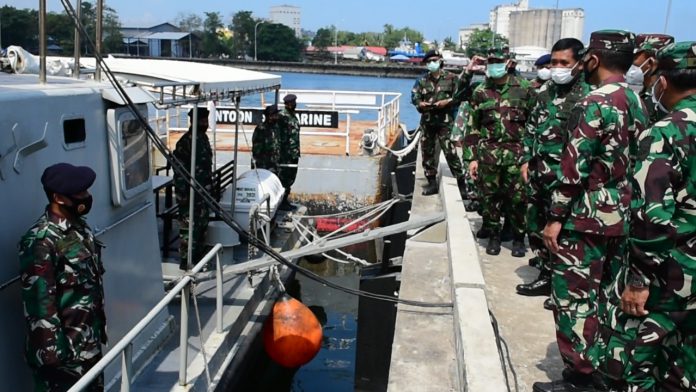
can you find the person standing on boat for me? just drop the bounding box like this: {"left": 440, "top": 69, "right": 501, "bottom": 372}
{"left": 252, "top": 104, "right": 281, "bottom": 174}
{"left": 603, "top": 41, "right": 696, "bottom": 392}
{"left": 465, "top": 47, "right": 535, "bottom": 257}
{"left": 18, "top": 163, "right": 106, "bottom": 392}
{"left": 625, "top": 34, "right": 674, "bottom": 125}
{"left": 278, "top": 94, "right": 301, "bottom": 211}
{"left": 516, "top": 38, "right": 592, "bottom": 302}
{"left": 535, "top": 30, "right": 649, "bottom": 392}
{"left": 173, "top": 107, "right": 212, "bottom": 270}
{"left": 411, "top": 49, "right": 471, "bottom": 197}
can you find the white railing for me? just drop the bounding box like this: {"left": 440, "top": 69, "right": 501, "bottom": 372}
{"left": 68, "top": 243, "right": 224, "bottom": 392}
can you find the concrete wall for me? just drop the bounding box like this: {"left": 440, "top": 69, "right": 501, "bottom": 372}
{"left": 509, "top": 9, "right": 563, "bottom": 49}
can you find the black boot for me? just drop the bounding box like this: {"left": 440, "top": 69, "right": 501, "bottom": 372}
{"left": 500, "top": 219, "right": 513, "bottom": 242}
{"left": 533, "top": 371, "right": 603, "bottom": 392}
{"left": 476, "top": 227, "right": 491, "bottom": 239}
{"left": 456, "top": 176, "right": 468, "bottom": 200}
{"left": 422, "top": 176, "right": 438, "bottom": 195}
{"left": 486, "top": 236, "right": 501, "bottom": 255}
{"left": 516, "top": 271, "right": 551, "bottom": 296}
{"left": 511, "top": 238, "right": 526, "bottom": 258}
{"left": 543, "top": 297, "right": 555, "bottom": 311}
{"left": 529, "top": 256, "right": 542, "bottom": 269}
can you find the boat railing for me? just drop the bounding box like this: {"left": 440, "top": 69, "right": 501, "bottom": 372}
{"left": 67, "top": 243, "right": 224, "bottom": 392}
{"left": 156, "top": 89, "right": 402, "bottom": 157}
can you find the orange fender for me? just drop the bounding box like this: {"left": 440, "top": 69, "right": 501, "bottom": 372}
{"left": 263, "top": 294, "right": 323, "bottom": 368}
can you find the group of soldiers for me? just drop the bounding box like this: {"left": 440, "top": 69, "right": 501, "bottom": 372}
{"left": 413, "top": 31, "right": 696, "bottom": 391}
{"left": 251, "top": 94, "right": 302, "bottom": 212}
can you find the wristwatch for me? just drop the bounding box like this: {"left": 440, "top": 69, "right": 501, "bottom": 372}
{"left": 628, "top": 275, "right": 648, "bottom": 289}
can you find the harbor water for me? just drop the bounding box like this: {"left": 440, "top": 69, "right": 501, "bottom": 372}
{"left": 235, "top": 71, "right": 417, "bottom": 392}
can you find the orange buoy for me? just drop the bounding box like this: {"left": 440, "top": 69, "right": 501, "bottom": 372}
{"left": 263, "top": 294, "right": 323, "bottom": 368}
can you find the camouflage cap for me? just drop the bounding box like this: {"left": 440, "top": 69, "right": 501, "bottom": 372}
{"left": 422, "top": 49, "right": 442, "bottom": 63}
{"left": 656, "top": 41, "right": 696, "bottom": 70}
{"left": 635, "top": 34, "right": 674, "bottom": 54}
{"left": 583, "top": 29, "right": 636, "bottom": 54}
{"left": 487, "top": 47, "right": 510, "bottom": 60}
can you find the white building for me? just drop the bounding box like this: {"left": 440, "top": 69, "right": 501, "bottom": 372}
{"left": 490, "top": 0, "right": 529, "bottom": 39}
{"left": 459, "top": 23, "right": 490, "bottom": 49}
{"left": 269, "top": 4, "right": 302, "bottom": 38}
{"left": 561, "top": 9, "right": 585, "bottom": 42}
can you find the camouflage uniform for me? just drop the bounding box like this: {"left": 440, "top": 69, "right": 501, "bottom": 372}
{"left": 634, "top": 34, "right": 675, "bottom": 126}
{"left": 603, "top": 42, "right": 696, "bottom": 392}
{"left": 454, "top": 99, "right": 479, "bottom": 203}
{"left": 547, "top": 30, "right": 649, "bottom": 378}
{"left": 524, "top": 78, "right": 592, "bottom": 280}
{"left": 465, "top": 74, "right": 535, "bottom": 238}
{"left": 19, "top": 210, "right": 106, "bottom": 392}
{"left": 252, "top": 121, "right": 280, "bottom": 174}
{"left": 174, "top": 128, "right": 213, "bottom": 269}
{"left": 277, "top": 107, "right": 301, "bottom": 189}
{"left": 411, "top": 68, "right": 471, "bottom": 180}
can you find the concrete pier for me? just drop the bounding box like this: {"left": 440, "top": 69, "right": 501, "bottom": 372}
{"left": 388, "top": 152, "right": 562, "bottom": 391}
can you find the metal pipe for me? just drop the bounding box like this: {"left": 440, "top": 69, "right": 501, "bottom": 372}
{"left": 230, "top": 96, "right": 241, "bottom": 215}
{"left": 216, "top": 252, "right": 223, "bottom": 333}
{"left": 94, "top": 202, "right": 152, "bottom": 237}
{"left": 73, "top": 0, "right": 81, "bottom": 78}
{"left": 664, "top": 0, "right": 673, "bottom": 33}
{"left": 39, "top": 0, "right": 46, "bottom": 84}
{"left": 67, "top": 244, "right": 222, "bottom": 392}
{"left": 0, "top": 275, "right": 19, "bottom": 291}
{"left": 179, "top": 285, "right": 190, "bottom": 386}
{"left": 95, "top": 0, "right": 103, "bottom": 80}
{"left": 186, "top": 106, "right": 199, "bottom": 269}
{"left": 121, "top": 343, "right": 132, "bottom": 392}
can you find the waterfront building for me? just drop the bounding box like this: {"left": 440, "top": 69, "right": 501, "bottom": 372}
{"left": 458, "top": 23, "right": 491, "bottom": 50}
{"left": 269, "top": 4, "right": 302, "bottom": 39}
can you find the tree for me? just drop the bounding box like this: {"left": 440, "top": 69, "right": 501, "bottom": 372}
{"left": 201, "top": 11, "right": 229, "bottom": 57}
{"left": 1, "top": 6, "right": 39, "bottom": 51}
{"left": 312, "top": 27, "right": 333, "bottom": 51}
{"left": 465, "top": 28, "right": 509, "bottom": 58}
{"left": 175, "top": 12, "right": 202, "bottom": 33}
{"left": 256, "top": 23, "right": 303, "bottom": 61}
{"left": 229, "top": 10, "right": 256, "bottom": 58}
{"left": 382, "top": 25, "right": 424, "bottom": 51}
{"left": 443, "top": 36, "right": 457, "bottom": 51}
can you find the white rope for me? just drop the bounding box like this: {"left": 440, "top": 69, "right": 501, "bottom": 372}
{"left": 270, "top": 265, "right": 286, "bottom": 293}
{"left": 378, "top": 126, "right": 422, "bottom": 159}
{"left": 319, "top": 198, "right": 398, "bottom": 242}
{"left": 189, "top": 278, "right": 212, "bottom": 387}
{"left": 292, "top": 219, "right": 370, "bottom": 266}
{"left": 293, "top": 198, "right": 395, "bottom": 220}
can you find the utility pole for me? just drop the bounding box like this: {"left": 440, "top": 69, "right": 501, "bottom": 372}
{"left": 334, "top": 26, "right": 338, "bottom": 65}
{"left": 664, "top": 0, "right": 673, "bottom": 33}
{"left": 254, "top": 20, "right": 264, "bottom": 61}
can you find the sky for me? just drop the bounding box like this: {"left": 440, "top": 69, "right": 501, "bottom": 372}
{"left": 3, "top": 0, "right": 694, "bottom": 43}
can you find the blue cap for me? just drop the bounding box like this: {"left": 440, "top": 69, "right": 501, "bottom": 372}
{"left": 41, "top": 163, "right": 96, "bottom": 195}
{"left": 534, "top": 54, "right": 551, "bottom": 67}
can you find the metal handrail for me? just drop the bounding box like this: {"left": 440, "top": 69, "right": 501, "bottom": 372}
{"left": 68, "top": 243, "right": 223, "bottom": 392}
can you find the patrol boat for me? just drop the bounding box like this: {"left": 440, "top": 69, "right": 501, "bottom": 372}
{"left": 0, "top": 2, "right": 430, "bottom": 391}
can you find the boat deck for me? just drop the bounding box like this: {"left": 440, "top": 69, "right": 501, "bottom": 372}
{"left": 165, "top": 120, "right": 398, "bottom": 157}
{"left": 389, "top": 151, "right": 562, "bottom": 391}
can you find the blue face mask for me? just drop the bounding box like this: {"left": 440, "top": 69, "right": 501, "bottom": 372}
{"left": 426, "top": 60, "right": 441, "bottom": 73}
{"left": 486, "top": 63, "right": 507, "bottom": 79}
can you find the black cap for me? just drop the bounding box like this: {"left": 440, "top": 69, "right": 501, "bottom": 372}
{"left": 188, "top": 106, "right": 210, "bottom": 118}
{"left": 422, "top": 49, "right": 441, "bottom": 63}
{"left": 41, "top": 163, "right": 96, "bottom": 196}
{"left": 264, "top": 104, "right": 279, "bottom": 116}
{"left": 283, "top": 94, "right": 297, "bottom": 103}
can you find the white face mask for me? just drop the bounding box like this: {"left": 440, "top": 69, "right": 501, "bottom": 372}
{"left": 537, "top": 68, "right": 552, "bottom": 81}
{"left": 550, "top": 62, "right": 579, "bottom": 85}
{"left": 650, "top": 77, "right": 669, "bottom": 114}
{"left": 625, "top": 59, "right": 650, "bottom": 86}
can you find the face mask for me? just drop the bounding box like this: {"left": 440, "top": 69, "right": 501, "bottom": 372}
{"left": 537, "top": 68, "right": 552, "bottom": 81}
{"left": 64, "top": 194, "right": 93, "bottom": 216}
{"left": 550, "top": 62, "right": 579, "bottom": 85}
{"left": 625, "top": 58, "right": 650, "bottom": 86}
{"left": 426, "top": 60, "right": 441, "bottom": 73}
{"left": 486, "top": 63, "right": 507, "bottom": 79}
{"left": 650, "top": 78, "right": 669, "bottom": 114}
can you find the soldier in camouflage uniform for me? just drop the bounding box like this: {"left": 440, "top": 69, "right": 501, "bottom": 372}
{"left": 516, "top": 38, "right": 593, "bottom": 300}
{"left": 603, "top": 41, "right": 696, "bottom": 392}
{"left": 412, "top": 49, "right": 472, "bottom": 196}
{"left": 174, "top": 107, "right": 213, "bottom": 270}
{"left": 277, "top": 94, "right": 301, "bottom": 211}
{"left": 19, "top": 163, "right": 106, "bottom": 392}
{"left": 531, "top": 53, "right": 552, "bottom": 90}
{"left": 534, "top": 30, "right": 649, "bottom": 392}
{"left": 454, "top": 79, "right": 483, "bottom": 210}
{"left": 465, "top": 47, "right": 535, "bottom": 257}
{"left": 625, "top": 34, "right": 675, "bottom": 125}
{"left": 252, "top": 104, "right": 281, "bottom": 174}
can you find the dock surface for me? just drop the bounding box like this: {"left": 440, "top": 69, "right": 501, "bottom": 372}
{"left": 389, "top": 152, "right": 562, "bottom": 391}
